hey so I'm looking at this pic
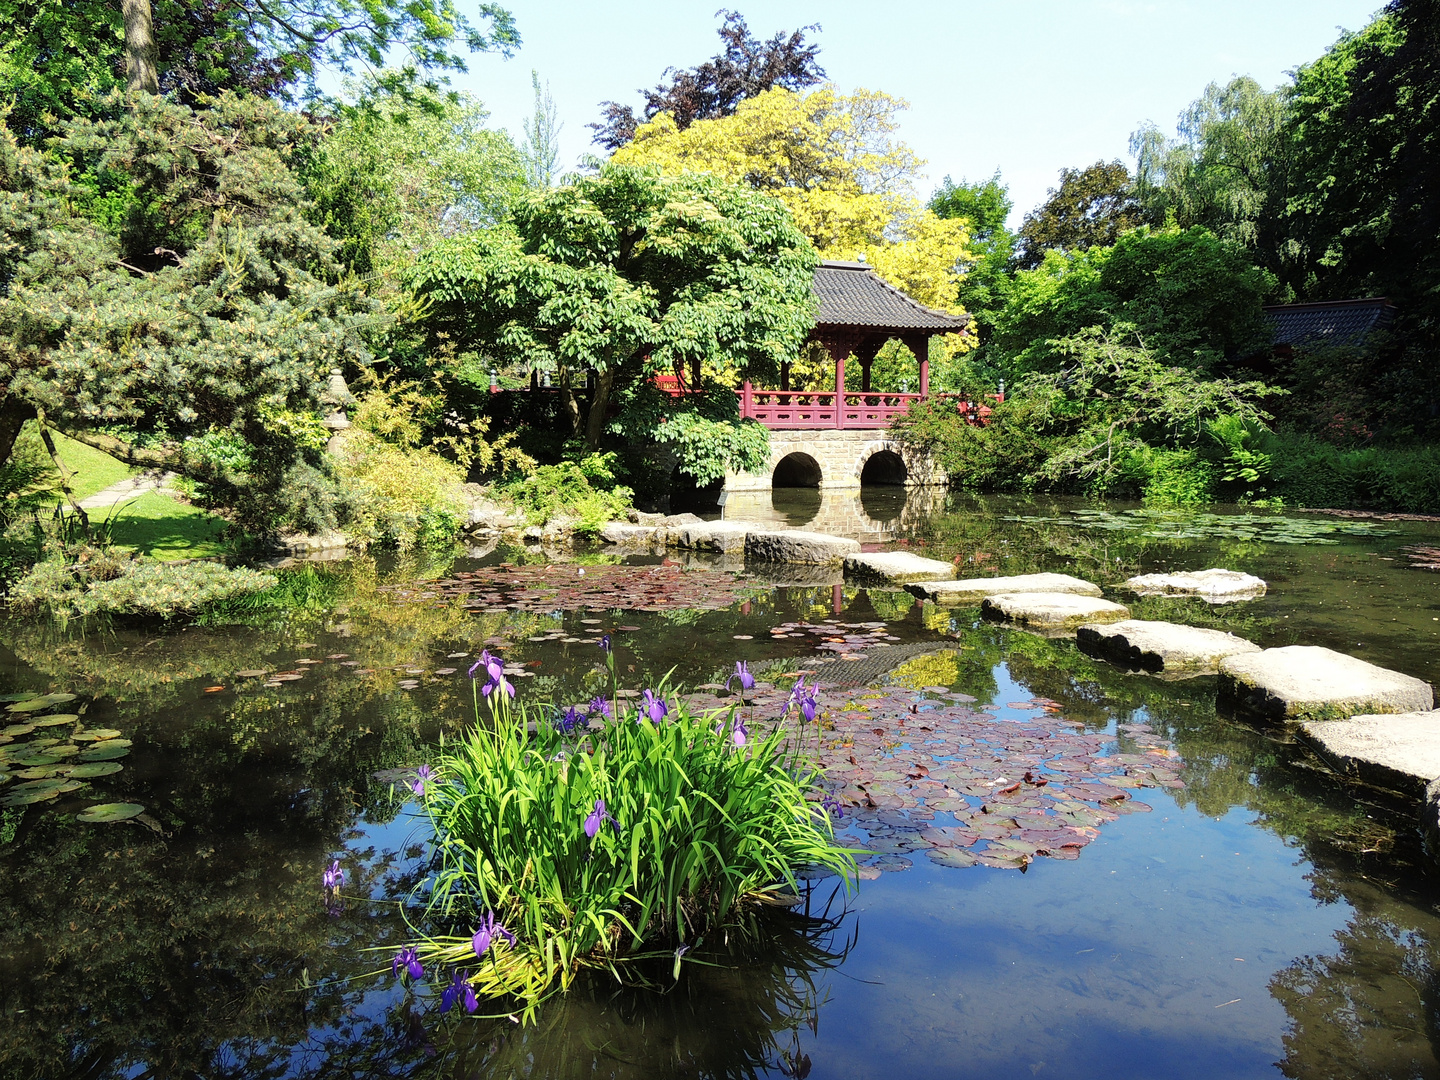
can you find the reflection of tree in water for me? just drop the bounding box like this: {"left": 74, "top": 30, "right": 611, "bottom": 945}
{"left": 1271, "top": 877, "right": 1440, "bottom": 1079}
{"left": 976, "top": 621, "right": 1440, "bottom": 1077}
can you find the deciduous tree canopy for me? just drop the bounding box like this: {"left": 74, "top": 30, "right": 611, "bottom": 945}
{"left": 1015, "top": 160, "right": 1142, "bottom": 269}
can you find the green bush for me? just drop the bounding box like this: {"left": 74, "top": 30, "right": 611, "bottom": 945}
{"left": 334, "top": 432, "right": 470, "bottom": 548}
{"left": 497, "top": 453, "right": 634, "bottom": 535}
{"left": 8, "top": 553, "right": 275, "bottom": 620}
{"left": 395, "top": 675, "right": 851, "bottom": 1017}
{"left": 1263, "top": 434, "right": 1440, "bottom": 513}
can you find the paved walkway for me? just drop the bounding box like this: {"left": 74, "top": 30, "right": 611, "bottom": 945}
{"left": 77, "top": 470, "right": 180, "bottom": 510}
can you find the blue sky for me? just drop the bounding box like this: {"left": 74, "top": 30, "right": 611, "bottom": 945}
{"left": 443, "top": 0, "right": 1384, "bottom": 225}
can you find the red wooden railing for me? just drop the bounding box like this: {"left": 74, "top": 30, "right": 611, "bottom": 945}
{"left": 737, "top": 387, "right": 933, "bottom": 429}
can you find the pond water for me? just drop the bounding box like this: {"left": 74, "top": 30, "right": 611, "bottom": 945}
{"left": 3, "top": 493, "right": 1440, "bottom": 1079}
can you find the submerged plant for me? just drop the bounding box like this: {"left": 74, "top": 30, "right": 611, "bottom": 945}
{"left": 391, "top": 674, "right": 852, "bottom": 1019}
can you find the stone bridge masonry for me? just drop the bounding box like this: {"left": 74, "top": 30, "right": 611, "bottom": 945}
{"left": 721, "top": 428, "right": 945, "bottom": 493}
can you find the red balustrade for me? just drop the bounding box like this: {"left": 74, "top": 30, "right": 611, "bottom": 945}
{"left": 739, "top": 385, "right": 937, "bottom": 429}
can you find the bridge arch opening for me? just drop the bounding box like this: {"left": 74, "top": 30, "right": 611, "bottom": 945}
{"left": 860, "top": 449, "right": 908, "bottom": 486}
{"left": 773, "top": 452, "right": 823, "bottom": 488}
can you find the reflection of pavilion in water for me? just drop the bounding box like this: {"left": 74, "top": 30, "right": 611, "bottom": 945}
{"left": 718, "top": 484, "right": 943, "bottom": 544}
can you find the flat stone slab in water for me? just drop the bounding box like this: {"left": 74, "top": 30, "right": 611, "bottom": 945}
{"left": 745, "top": 529, "right": 860, "bottom": 565}
{"left": 1076, "top": 619, "right": 1261, "bottom": 676}
{"left": 907, "top": 573, "right": 1102, "bottom": 607}
{"left": 1299, "top": 711, "right": 1440, "bottom": 798}
{"left": 982, "top": 592, "right": 1131, "bottom": 630}
{"left": 1218, "top": 646, "right": 1434, "bottom": 725}
{"left": 598, "top": 523, "right": 658, "bottom": 546}
{"left": 666, "top": 521, "right": 760, "bottom": 553}
{"left": 844, "top": 552, "right": 955, "bottom": 585}
{"left": 1123, "top": 567, "right": 1267, "bottom": 603}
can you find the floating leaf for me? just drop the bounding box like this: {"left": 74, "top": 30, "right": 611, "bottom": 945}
{"left": 927, "top": 848, "right": 978, "bottom": 868}
{"left": 77, "top": 743, "right": 130, "bottom": 762}
{"left": 34, "top": 714, "right": 80, "bottom": 727}
{"left": 74, "top": 729, "right": 123, "bottom": 742}
{"left": 69, "top": 761, "right": 124, "bottom": 779}
{"left": 1, "top": 724, "right": 36, "bottom": 737}
{"left": 76, "top": 802, "right": 145, "bottom": 823}
{"left": 235, "top": 670, "right": 269, "bottom": 678}
{"left": 6, "top": 700, "right": 52, "bottom": 714}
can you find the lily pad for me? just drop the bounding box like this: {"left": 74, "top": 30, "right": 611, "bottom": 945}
{"left": 1, "top": 724, "right": 36, "bottom": 737}
{"left": 927, "top": 848, "right": 978, "bottom": 868}
{"left": 76, "top": 802, "right": 145, "bottom": 823}
{"left": 34, "top": 714, "right": 80, "bottom": 727}
{"left": 6, "top": 699, "right": 53, "bottom": 714}
{"left": 77, "top": 743, "right": 130, "bottom": 762}
{"left": 74, "top": 729, "right": 123, "bottom": 742}
{"left": 69, "top": 761, "right": 124, "bottom": 779}
{"left": 0, "top": 788, "right": 61, "bottom": 806}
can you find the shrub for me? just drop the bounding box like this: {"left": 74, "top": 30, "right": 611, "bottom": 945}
{"left": 334, "top": 432, "right": 470, "bottom": 548}
{"left": 1262, "top": 434, "right": 1440, "bottom": 513}
{"left": 497, "top": 453, "right": 634, "bottom": 535}
{"left": 8, "top": 553, "right": 275, "bottom": 620}
{"left": 391, "top": 675, "right": 851, "bottom": 1018}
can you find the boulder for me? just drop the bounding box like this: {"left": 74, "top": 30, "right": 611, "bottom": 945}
{"left": 599, "top": 522, "right": 658, "bottom": 546}
{"left": 1076, "top": 619, "right": 1261, "bottom": 676}
{"left": 463, "top": 497, "right": 519, "bottom": 532}
{"left": 275, "top": 530, "right": 350, "bottom": 554}
{"left": 667, "top": 521, "right": 758, "bottom": 553}
{"left": 1123, "top": 568, "right": 1267, "bottom": 603}
{"left": 981, "top": 592, "right": 1131, "bottom": 630}
{"left": 907, "top": 573, "right": 1101, "bottom": 607}
{"left": 1218, "top": 646, "right": 1434, "bottom": 725}
{"left": 745, "top": 529, "right": 860, "bottom": 565}
{"left": 844, "top": 552, "right": 956, "bottom": 585}
{"left": 1300, "top": 711, "right": 1440, "bottom": 798}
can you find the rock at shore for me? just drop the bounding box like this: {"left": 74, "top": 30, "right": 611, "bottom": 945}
{"left": 666, "top": 521, "right": 759, "bottom": 553}
{"left": 745, "top": 530, "right": 861, "bottom": 565}
{"left": 1077, "top": 619, "right": 1261, "bottom": 676}
{"left": 844, "top": 552, "right": 956, "bottom": 585}
{"left": 599, "top": 522, "right": 658, "bottom": 546}
{"left": 981, "top": 592, "right": 1131, "bottom": 630}
{"left": 1218, "top": 646, "right": 1434, "bottom": 725}
{"left": 1123, "top": 568, "right": 1267, "bottom": 603}
{"left": 1299, "top": 711, "right": 1440, "bottom": 798}
{"left": 906, "top": 573, "right": 1102, "bottom": 607}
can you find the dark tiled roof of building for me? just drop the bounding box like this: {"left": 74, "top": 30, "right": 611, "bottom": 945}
{"left": 814, "top": 261, "right": 969, "bottom": 333}
{"left": 1264, "top": 298, "right": 1395, "bottom": 348}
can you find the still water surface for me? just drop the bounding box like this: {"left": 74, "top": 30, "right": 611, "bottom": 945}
{"left": 3, "top": 492, "right": 1440, "bottom": 1079}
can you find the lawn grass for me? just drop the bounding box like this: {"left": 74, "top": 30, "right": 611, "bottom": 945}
{"left": 102, "top": 491, "right": 231, "bottom": 560}
{"left": 52, "top": 432, "right": 136, "bottom": 502}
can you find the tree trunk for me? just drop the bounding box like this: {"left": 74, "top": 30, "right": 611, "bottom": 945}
{"left": 35, "top": 411, "right": 90, "bottom": 536}
{"left": 123, "top": 0, "right": 160, "bottom": 94}
{"left": 584, "top": 368, "right": 614, "bottom": 450}
{"left": 557, "top": 365, "right": 582, "bottom": 439}
{"left": 0, "top": 396, "right": 35, "bottom": 471}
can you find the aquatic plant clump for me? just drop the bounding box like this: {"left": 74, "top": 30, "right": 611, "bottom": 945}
{"left": 1002, "top": 508, "right": 1399, "bottom": 545}
{"left": 397, "top": 681, "right": 853, "bottom": 1017}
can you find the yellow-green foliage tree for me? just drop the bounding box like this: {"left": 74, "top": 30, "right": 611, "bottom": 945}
{"left": 612, "top": 85, "right": 974, "bottom": 387}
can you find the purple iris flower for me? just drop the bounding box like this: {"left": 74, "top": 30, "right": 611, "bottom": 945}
{"left": 821, "top": 793, "right": 844, "bottom": 821}
{"left": 598, "top": 634, "right": 612, "bottom": 654}
{"left": 409, "top": 764, "right": 435, "bottom": 796}
{"left": 472, "top": 910, "right": 516, "bottom": 956}
{"left": 558, "top": 705, "right": 583, "bottom": 734}
{"left": 788, "top": 678, "right": 819, "bottom": 723}
{"left": 321, "top": 859, "right": 344, "bottom": 891}
{"left": 725, "top": 661, "right": 755, "bottom": 693}
{"left": 639, "top": 689, "right": 668, "bottom": 723}
{"left": 584, "top": 798, "right": 619, "bottom": 838}
{"left": 588, "top": 696, "right": 612, "bottom": 719}
{"left": 440, "top": 969, "right": 478, "bottom": 1014}
{"left": 469, "top": 649, "right": 509, "bottom": 695}
{"left": 393, "top": 946, "right": 424, "bottom": 981}
{"left": 800, "top": 691, "right": 818, "bottom": 723}
{"left": 731, "top": 717, "right": 749, "bottom": 748}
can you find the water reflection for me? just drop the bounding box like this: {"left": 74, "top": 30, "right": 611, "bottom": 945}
{"left": 719, "top": 485, "right": 943, "bottom": 542}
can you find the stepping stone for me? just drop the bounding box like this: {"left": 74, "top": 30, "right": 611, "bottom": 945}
{"left": 1299, "top": 711, "right": 1440, "bottom": 798}
{"left": 666, "top": 521, "right": 760, "bottom": 553}
{"left": 1076, "top": 620, "right": 1261, "bottom": 677}
{"left": 1218, "top": 646, "right": 1434, "bottom": 725}
{"left": 598, "top": 523, "right": 657, "bottom": 546}
{"left": 1123, "top": 568, "right": 1266, "bottom": 603}
{"left": 745, "top": 530, "right": 860, "bottom": 565}
{"left": 907, "top": 573, "right": 1101, "bottom": 607}
{"left": 844, "top": 552, "right": 955, "bottom": 585}
{"left": 981, "top": 592, "right": 1130, "bottom": 631}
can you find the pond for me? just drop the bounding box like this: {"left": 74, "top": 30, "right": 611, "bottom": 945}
{"left": 3, "top": 493, "right": 1440, "bottom": 1079}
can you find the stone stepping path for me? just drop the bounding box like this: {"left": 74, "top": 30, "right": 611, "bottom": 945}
{"left": 1218, "top": 645, "right": 1434, "bottom": 725}
{"left": 981, "top": 592, "right": 1130, "bottom": 632}
{"left": 843, "top": 551, "right": 955, "bottom": 585}
{"left": 77, "top": 470, "right": 179, "bottom": 510}
{"left": 1122, "top": 567, "right": 1267, "bottom": 603}
{"left": 907, "top": 572, "right": 1101, "bottom": 606}
{"left": 1299, "top": 711, "right": 1440, "bottom": 799}
{"left": 1076, "top": 619, "right": 1260, "bottom": 678}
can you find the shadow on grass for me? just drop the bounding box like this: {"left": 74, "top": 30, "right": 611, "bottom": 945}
{"left": 104, "top": 492, "right": 229, "bottom": 559}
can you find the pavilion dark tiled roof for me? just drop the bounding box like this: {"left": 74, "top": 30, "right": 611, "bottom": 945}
{"left": 813, "top": 260, "right": 969, "bottom": 333}
{"left": 1264, "top": 298, "right": 1395, "bottom": 349}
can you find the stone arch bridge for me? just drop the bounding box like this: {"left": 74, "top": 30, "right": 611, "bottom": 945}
{"left": 722, "top": 428, "right": 944, "bottom": 493}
